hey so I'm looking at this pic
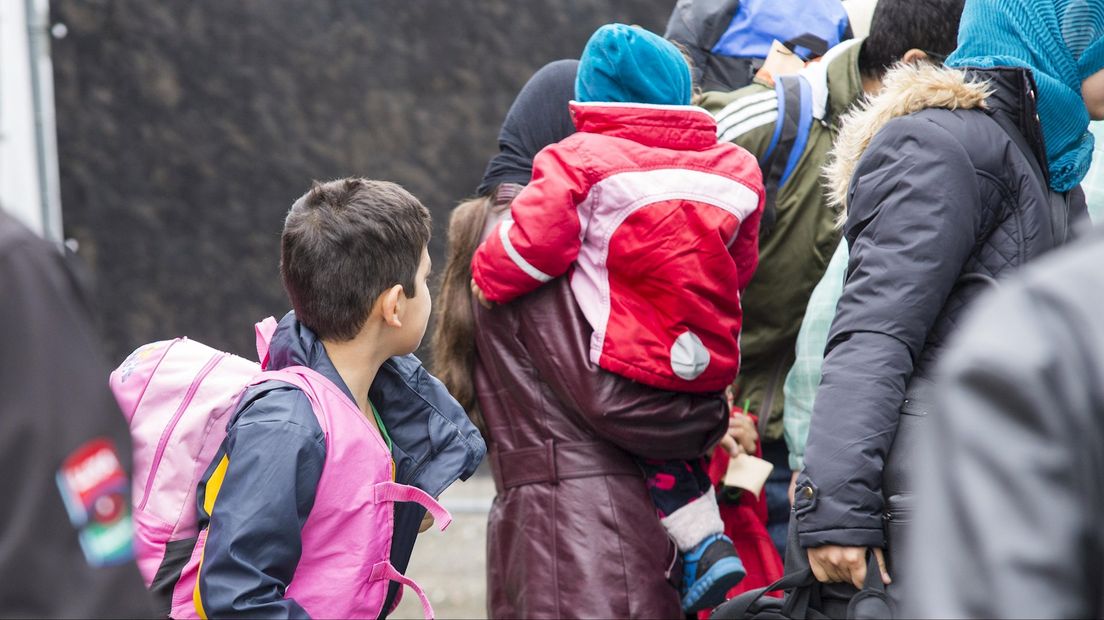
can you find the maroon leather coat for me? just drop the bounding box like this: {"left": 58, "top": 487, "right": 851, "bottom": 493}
{"left": 474, "top": 273, "right": 727, "bottom": 618}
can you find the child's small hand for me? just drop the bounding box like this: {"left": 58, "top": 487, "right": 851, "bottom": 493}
{"left": 470, "top": 279, "right": 494, "bottom": 309}
{"left": 719, "top": 410, "right": 758, "bottom": 457}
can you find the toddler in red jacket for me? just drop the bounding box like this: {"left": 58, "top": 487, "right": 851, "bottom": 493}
{"left": 471, "top": 24, "right": 764, "bottom": 613}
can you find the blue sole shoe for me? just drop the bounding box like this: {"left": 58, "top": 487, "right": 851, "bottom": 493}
{"left": 681, "top": 534, "right": 747, "bottom": 613}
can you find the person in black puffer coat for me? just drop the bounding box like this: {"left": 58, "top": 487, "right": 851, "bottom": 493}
{"left": 789, "top": 0, "right": 1104, "bottom": 612}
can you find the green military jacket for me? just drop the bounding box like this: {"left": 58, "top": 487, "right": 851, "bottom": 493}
{"left": 697, "top": 39, "right": 864, "bottom": 440}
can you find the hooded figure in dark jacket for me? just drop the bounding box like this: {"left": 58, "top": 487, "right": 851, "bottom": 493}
{"left": 433, "top": 59, "right": 729, "bottom": 618}
{"left": 791, "top": 0, "right": 1104, "bottom": 608}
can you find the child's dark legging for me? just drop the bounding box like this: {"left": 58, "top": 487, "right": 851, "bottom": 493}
{"left": 636, "top": 456, "right": 713, "bottom": 518}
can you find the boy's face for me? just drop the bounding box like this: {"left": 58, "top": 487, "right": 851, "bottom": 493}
{"left": 395, "top": 246, "right": 432, "bottom": 355}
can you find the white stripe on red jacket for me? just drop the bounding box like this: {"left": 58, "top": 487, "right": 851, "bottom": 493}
{"left": 472, "top": 101, "right": 764, "bottom": 393}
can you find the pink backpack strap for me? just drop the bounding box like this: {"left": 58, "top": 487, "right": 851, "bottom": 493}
{"left": 373, "top": 481, "right": 452, "bottom": 531}
{"left": 253, "top": 368, "right": 312, "bottom": 391}
{"left": 370, "top": 561, "right": 435, "bottom": 619}
{"left": 256, "top": 366, "right": 347, "bottom": 400}
{"left": 254, "top": 317, "right": 279, "bottom": 369}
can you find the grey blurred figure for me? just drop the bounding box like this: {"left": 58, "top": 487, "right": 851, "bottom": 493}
{"left": 907, "top": 228, "right": 1104, "bottom": 618}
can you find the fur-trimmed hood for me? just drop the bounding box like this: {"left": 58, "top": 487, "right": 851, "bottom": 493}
{"left": 824, "top": 64, "right": 993, "bottom": 215}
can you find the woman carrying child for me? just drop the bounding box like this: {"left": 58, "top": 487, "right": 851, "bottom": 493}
{"left": 434, "top": 57, "right": 729, "bottom": 618}
{"left": 435, "top": 23, "right": 767, "bottom": 618}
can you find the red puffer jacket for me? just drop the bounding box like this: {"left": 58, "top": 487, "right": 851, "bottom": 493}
{"left": 472, "top": 102, "right": 764, "bottom": 393}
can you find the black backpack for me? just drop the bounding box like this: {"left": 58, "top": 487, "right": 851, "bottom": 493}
{"left": 710, "top": 554, "right": 893, "bottom": 620}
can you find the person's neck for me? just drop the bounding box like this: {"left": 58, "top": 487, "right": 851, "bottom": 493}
{"left": 861, "top": 74, "right": 883, "bottom": 96}
{"left": 322, "top": 332, "right": 393, "bottom": 417}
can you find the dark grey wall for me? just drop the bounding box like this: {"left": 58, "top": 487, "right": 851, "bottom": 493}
{"left": 51, "top": 0, "right": 672, "bottom": 364}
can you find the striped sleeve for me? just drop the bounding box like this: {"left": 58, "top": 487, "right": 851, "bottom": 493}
{"left": 699, "top": 87, "right": 779, "bottom": 161}
{"left": 471, "top": 142, "right": 592, "bottom": 303}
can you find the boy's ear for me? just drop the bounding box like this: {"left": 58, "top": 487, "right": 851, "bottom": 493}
{"left": 380, "top": 284, "right": 405, "bottom": 328}
{"left": 901, "top": 48, "right": 930, "bottom": 65}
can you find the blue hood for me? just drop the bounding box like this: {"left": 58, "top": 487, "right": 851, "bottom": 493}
{"left": 576, "top": 23, "right": 692, "bottom": 105}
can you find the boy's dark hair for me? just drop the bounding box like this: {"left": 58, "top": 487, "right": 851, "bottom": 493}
{"left": 859, "top": 0, "right": 966, "bottom": 79}
{"left": 281, "top": 178, "right": 431, "bottom": 342}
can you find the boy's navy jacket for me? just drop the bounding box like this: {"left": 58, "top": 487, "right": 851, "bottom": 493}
{"left": 194, "top": 311, "right": 485, "bottom": 618}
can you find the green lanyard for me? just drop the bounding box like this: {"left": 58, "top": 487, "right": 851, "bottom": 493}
{"left": 369, "top": 401, "right": 393, "bottom": 452}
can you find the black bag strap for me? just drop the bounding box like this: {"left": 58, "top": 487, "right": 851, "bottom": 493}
{"left": 780, "top": 573, "right": 831, "bottom": 620}
{"left": 710, "top": 568, "right": 831, "bottom": 619}
{"left": 783, "top": 33, "right": 830, "bottom": 60}
{"left": 712, "top": 555, "right": 898, "bottom": 619}
{"left": 844, "top": 553, "right": 895, "bottom": 619}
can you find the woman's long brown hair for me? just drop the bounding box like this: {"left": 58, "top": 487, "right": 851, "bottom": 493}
{"left": 431, "top": 194, "right": 492, "bottom": 434}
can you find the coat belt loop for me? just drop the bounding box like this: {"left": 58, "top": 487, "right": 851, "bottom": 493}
{"left": 546, "top": 439, "right": 559, "bottom": 485}
{"left": 490, "top": 450, "right": 505, "bottom": 493}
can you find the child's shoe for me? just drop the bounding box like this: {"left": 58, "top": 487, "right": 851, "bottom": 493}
{"left": 680, "top": 533, "right": 746, "bottom": 613}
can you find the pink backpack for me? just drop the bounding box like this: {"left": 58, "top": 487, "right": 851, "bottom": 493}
{"left": 110, "top": 317, "right": 450, "bottom": 618}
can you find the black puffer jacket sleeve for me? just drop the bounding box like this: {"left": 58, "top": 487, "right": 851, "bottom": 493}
{"left": 794, "top": 114, "right": 985, "bottom": 548}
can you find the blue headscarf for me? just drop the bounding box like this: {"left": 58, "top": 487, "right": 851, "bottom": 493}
{"left": 947, "top": 0, "right": 1104, "bottom": 192}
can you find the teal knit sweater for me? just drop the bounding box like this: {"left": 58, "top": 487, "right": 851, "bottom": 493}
{"left": 947, "top": 0, "right": 1104, "bottom": 192}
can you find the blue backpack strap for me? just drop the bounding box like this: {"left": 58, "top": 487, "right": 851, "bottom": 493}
{"left": 759, "top": 73, "right": 813, "bottom": 238}
{"left": 759, "top": 81, "right": 787, "bottom": 167}
{"left": 780, "top": 75, "right": 814, "bottom": 187}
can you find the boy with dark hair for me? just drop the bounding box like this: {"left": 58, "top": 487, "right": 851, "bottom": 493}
{"left": 281, "top": 179, "right": 432, "bottom": 344}
{"left": 696, "top": 0, "right": 965, "bottom": 555}
{"left": 190, "top": 178, "right": 484, "bottom": 618}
